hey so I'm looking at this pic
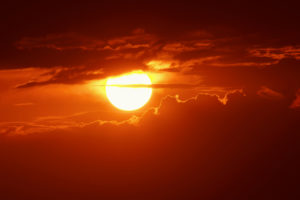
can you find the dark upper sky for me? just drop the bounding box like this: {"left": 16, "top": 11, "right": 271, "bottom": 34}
{"left": 1, "top": 1, "right": 300, "bottom": 68}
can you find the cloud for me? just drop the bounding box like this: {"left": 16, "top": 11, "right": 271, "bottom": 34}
{"left": 290, "top": 89, "right": 300, "bottom": 108}
{"left": 146, "top": 60, "right": 173, "bottom": 70}
{"left": 257, "top": 86, "right": 284, "bottom": 100}
{"left": 2, "top": 29, "right": 300, "bottom": 112}
{"left": 188, "top": 58, "right": 300, "bottom": 103}
{"left": 250, "top": 46, "right": 300, "bottom": 60}
{"left": 13, "top": 102, "right": 34, "bottom": 107}
{"left": 104, "top": 83, "right": 203, "bottom": 89}
{"left": 15, "top": 29, "right": 155, "bottom": 52}
{"left": 0, "top": 112, "right": 139, "bottom": 136}
{"left": 161, "top": 41, "right": 212, "bottom": 52}
{"left": 0, "top": 91, "right": 299, "bottom": 199}
{"left": 15, "top": 66, "right": 105, "bottom": 88}
{"left": 1, "top": 89, "right": 298, "bottom": 135}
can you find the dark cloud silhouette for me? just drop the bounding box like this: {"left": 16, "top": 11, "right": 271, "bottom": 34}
{"left": 0, "top": 91, "right": 299, "bottom": 199}
{"left": 189, "top": 58, "right": 300, "bottom": 104}
{"left": 15, "top": 30, "right": 155, "bottom": 51}
{"left": 96, "top": 83, "right": 203, "bottom": 89}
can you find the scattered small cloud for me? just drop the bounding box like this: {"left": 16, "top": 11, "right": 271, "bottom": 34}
{"left": 146, "top": 60, "right": 173, "bottom": 71}
{"left": 257, "top": 86, "right": 284, "bottom": 100}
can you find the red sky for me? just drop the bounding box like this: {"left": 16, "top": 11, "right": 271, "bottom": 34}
{"left": 0, "top": 1, "right": 300, "bottom": 199}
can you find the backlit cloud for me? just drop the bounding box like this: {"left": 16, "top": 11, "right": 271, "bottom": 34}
{"left": 1, "top": 90, "right": 298, "bottom": 199}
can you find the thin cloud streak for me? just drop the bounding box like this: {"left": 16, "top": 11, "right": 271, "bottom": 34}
{"left": 96, "top": 83, "right": 202, "bottom": 89}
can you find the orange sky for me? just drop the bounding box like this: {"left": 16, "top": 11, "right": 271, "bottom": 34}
{"left": 0, "top": 1, "right": 299, "bottom": 199}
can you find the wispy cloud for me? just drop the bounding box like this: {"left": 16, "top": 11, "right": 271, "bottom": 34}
{"left": 15, "top": 29, "right": 156, "bottom": 52}
{"left": 13, "top": 102, "right": 34, "bottom": 107}
{"left": 249, "top": 46, "right": 300, "bottom": 60}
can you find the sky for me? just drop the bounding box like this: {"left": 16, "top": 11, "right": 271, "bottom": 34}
{"left": 0, "top": 1, "right": 299, "bottom": 199}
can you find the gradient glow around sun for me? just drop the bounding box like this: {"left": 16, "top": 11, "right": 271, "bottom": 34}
{"left": 105, "top": 71, "right": 152, "bottom": 111}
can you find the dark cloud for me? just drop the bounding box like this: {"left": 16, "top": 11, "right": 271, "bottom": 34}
{"left": 0, "top": 91, "right": 299, "bottom": 199}
{"left": 1, "top": 4, "right": 299, "bottom": 92}
{"left": 98, "top": 83, "right": 203, "bottom": 89}
{"left": 15, "top": 66, "right": 105, "bottom": 88}
{"left": 291, "top": 89, "right": 300, "bottom": 108}
{"left": 188, "top": 58, "right": 300, "bottom": 104}
{"left": 10, "top": 31, "right": 300, "bottom": 96}
{"left": 15, "top": 30, "right": 155, "bottom": 51}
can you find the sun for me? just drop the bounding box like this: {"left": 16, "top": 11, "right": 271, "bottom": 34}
{"left": 105, "top": 71, "right": 152, "bottom": 111}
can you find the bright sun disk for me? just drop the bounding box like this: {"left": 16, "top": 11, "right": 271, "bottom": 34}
{"left": 105, "top": 71, "right": 152, "bottom": 111}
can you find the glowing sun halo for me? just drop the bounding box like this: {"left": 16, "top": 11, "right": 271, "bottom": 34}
{"left": 105, "top": 72, "right": 152, "bottom": 111}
